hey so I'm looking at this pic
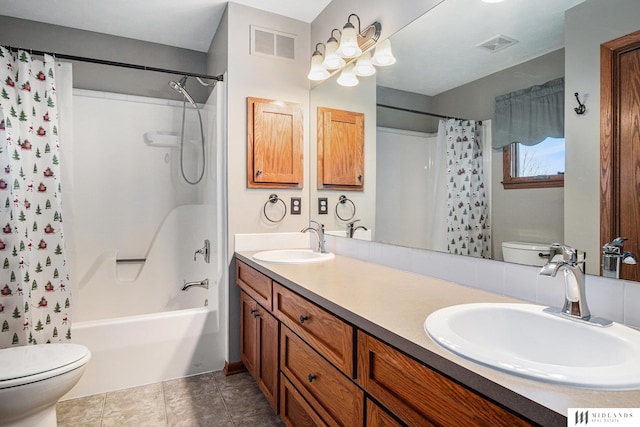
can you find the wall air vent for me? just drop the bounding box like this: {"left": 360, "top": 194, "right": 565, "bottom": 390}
{"left": 476, "top": 34, "right": 519, "bottom": 53}
{"left": 251, "top": 25, "right": 296, "bottom": 61}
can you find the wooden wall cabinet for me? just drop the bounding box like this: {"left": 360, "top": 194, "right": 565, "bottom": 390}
{"left": 247, "top": 97, "right": 303, "bottom": 189}
{"left": 317, "top": 107, "right": 364, "bottom": 190}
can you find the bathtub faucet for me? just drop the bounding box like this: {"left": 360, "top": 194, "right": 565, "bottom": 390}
{"left": 182, "top": 278, "right": 209, "bottom": 291}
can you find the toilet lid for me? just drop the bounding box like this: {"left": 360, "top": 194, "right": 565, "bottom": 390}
{"left": 0, "top": 343, "right": 90, "bottom": 382}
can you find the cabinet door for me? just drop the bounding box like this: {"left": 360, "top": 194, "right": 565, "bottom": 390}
{"left": 240, "top": 291, "right": 258, "bottom": 377}
{"left": 317, "top": 107, "right": 364, "bottom": 190}
{"left": 256, "top": 303, "right": 279, "bottom": 411}
{"left": 248, "top": 97, "right": 303, "bottom": 188}
{"left": 240, "top": 291, "right": 279, "bottom": 412}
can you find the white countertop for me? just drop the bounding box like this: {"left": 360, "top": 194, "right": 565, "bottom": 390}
{"left": 236, "top": 251, "right": 640, "bottom": 426}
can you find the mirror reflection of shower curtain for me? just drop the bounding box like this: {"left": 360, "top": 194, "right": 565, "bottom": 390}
{"left": 443, "top": 119, "right": 491, "bottom": 258}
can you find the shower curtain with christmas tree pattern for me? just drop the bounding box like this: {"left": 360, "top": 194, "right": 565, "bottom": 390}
{"left": 0, "top": 47, "right": 71, "bottom": 348}
{"left": 444, "top": 119, "right": 491, "bottom": 258}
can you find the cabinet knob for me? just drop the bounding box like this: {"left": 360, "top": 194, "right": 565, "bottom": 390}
{"left": 307, "top": 373, "right": 317, "bottom": 383}
{"left": 256, "top": 169, "right": 262, "bottom": 176}
{"left": 251, "top": 309, "right": 260, "bottom": 318}
{"left": 299, "top": 315, "right": 309, "bottom": 324}
{"left": 358, "top": 174, "right": 362, "bottom": 181}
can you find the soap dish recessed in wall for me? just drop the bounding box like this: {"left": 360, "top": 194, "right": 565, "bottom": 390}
{"left": 335, "top": 195, "right": 356, "bottom": 221}
{"left": 263, "top": 194, "right": 287, "bottom": 223}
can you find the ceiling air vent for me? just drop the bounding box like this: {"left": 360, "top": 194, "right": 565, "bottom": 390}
{"left": 251, "top": 25, "right": 296, "bottom": 60}
{"left": 476, "top": 34, "right": 518, "bottom": 53}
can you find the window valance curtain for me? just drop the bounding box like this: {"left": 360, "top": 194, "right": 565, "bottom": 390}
{"left": 493, "top": 77, "right": 564, "bottom": 149}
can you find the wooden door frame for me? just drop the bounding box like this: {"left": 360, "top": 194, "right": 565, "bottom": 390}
{"left": 600, "top": 29, "right": 640, "bottom": 275}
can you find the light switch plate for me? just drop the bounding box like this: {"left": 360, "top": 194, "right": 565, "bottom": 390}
{"left": 291, "top": 197, "right": 301, "bottom": 215}
{"left": 318, "top": 197, "right": 328, "bottom": 215}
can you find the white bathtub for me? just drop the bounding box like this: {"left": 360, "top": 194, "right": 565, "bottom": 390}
{"left": 64, "top": 306, "right": 225, "bottom": 399}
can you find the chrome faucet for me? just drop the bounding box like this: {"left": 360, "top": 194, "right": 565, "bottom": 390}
{"left": 346, "top": 219, "right": 368, "bottom": 238}
{"left": 602, "top": 237, "right": 637, "bottom": 279}
{"left": 182, "top": 278, "right": 209, "bottom": 291}
{"left": 539, "top": 244, "right": 591, "bottom": 321}
{"left": 301, "top": 220, "right": 327, "bottom": 253}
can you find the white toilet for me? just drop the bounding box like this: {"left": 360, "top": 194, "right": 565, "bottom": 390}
{"left": 501, "top": 241, "right": 552, "bottom": 267}
{"left": 0, "top": 343, "right": 91, "bottom": 427}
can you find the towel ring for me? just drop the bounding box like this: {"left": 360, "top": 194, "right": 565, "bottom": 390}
{"left": 263, "top": 194, "right": 287, "bottom": 223}
{"left": 335, "top": 195, "right": 356, "bottom": 221}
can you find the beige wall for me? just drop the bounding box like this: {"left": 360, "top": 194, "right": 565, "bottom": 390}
{"left": 225, "top": 3, "right": 311, "bottom": 259}
{"left": 564, "top": 0, "right": 640, "bottom": 274}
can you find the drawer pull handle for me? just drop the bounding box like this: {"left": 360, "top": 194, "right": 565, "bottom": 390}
{"left": 307, "top": 374, "right": 317, "bottom": 383}
{"left": 299, "top": 315, "right": 309, "bottom": 324}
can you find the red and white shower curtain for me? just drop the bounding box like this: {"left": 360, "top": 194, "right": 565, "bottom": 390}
{"left": 0, "top": 47, "right": 71, "bottom": 347}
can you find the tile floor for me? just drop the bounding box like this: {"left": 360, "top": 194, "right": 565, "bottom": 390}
{"left": 56, "top": 370, "right": 284, "bottom": 427}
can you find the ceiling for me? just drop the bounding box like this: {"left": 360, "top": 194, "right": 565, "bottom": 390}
{"left": 0, "top": 0, "right": 332, "bottom": 52}
{"left": 376, "top": 0, "right": 586, "bottom": 96}
{"left": 1, "top": 0, "right": 586, "bottom": 95}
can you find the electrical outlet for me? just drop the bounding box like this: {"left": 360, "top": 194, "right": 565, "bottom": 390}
{"left": 318, "top": 197, "right": 328, "bottom": 214}
{"left": 291, "top": 197, "right": 301, "bottom": 215}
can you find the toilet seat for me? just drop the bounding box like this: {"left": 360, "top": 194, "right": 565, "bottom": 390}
{"left": 0, "top": 343, "right": 91, "bottom": 389}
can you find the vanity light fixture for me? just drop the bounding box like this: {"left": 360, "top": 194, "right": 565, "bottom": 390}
{"left": 307, "top": 43, "right": 331, "bottom": 81}
{"left": 337, "top": 63, "right": 359, "bottom": 87}
{"left": 308, "top": 13, "right": 395, "bottom": 87}
{"left": 322, "top": 29, "right": 346, "bottom": 69}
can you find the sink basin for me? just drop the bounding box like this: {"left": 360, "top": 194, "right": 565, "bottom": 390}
{"left": 424, "top": 303, "right": 640, "bottom": 389}
{"left": 252, "top": 249, "right": 334, "bottom": 264}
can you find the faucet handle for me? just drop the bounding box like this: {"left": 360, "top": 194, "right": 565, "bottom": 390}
{"left": 549, "top": 243, "right": 585, "bottom": 265}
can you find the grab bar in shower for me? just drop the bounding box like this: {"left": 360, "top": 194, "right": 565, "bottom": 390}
{"left": 116, "top": 258, "right": 146, "bottom": 264}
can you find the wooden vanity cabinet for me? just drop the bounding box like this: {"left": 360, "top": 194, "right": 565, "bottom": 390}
{"left": 240, "top": 291, "right": 279, "bottom": 412}
{"left": 357, "top": 331, "right": 533, "bottom": 427}
{"left": 317, "top": 107, "right": 365, "bottom": 190}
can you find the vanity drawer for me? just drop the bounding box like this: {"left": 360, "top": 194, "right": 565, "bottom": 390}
{"left": 281, "top": 325, "right": 363, "bottom": 427}
{"left": 273, "top": 282, "right": 354, "bottom": 377}
{"left": 236, "top": 260, "right": 272, "bottom": 310}
{"left": 280, "top": 373, "right": 327, "bottom": 427}
{"left": 357, "top": 331, "right": 533, "bottom": 427}
{"left": 366, "top": 398, "right": 407, "bottom": 427}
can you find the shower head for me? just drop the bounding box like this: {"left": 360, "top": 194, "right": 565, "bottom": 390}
{"left": 169, "top": 76, "right": 197, "bottom": 107}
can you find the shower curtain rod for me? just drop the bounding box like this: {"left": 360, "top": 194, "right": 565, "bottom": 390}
{"left": 5, "top": 45, "right": 224, "bottom": 82}
{"left": 377, "top": 103, "right": 479, "bottom": 124}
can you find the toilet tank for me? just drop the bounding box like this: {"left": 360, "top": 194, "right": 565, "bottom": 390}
{"left": 501, "top": 241, "right": 551, "bottom": 267}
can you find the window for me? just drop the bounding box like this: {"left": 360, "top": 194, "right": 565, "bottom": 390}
{"left": 502, "top": 137, "right": 564, "bottom": 189}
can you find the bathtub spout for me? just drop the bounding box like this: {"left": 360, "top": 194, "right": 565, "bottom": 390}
{"left": 181, "top": 279, "right": 209, "bottom": 291}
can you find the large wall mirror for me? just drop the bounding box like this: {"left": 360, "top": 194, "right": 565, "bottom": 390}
{"left": 310, "top": 0, "right": 640, "bottom": 280}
